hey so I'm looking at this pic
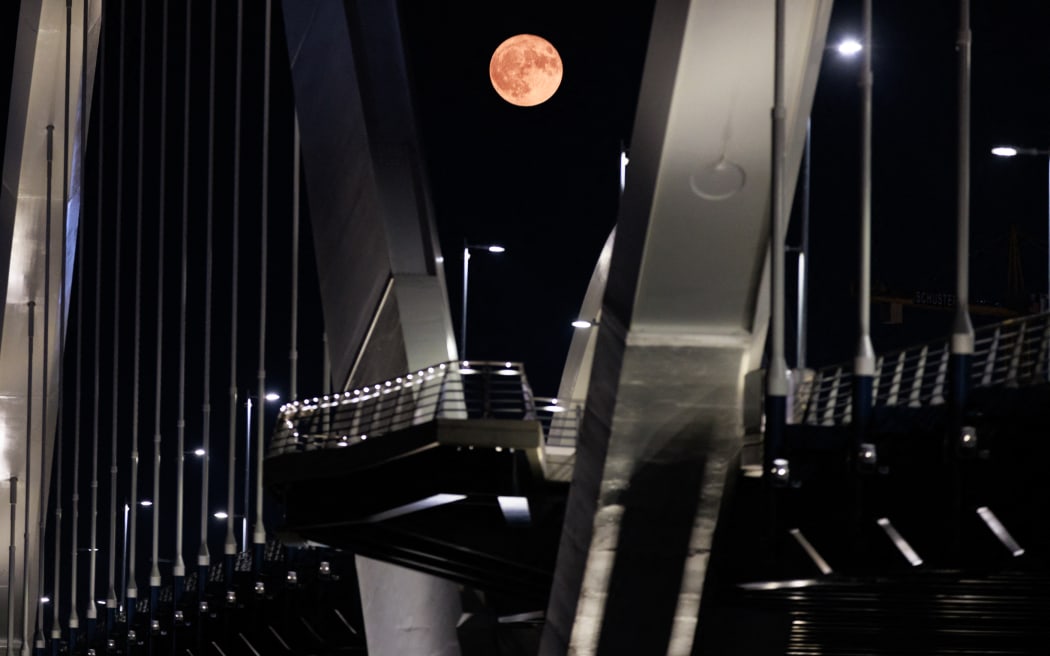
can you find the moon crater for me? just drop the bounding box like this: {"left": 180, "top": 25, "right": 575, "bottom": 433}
{"left": 490, "top": 34, "right": 563, "bottom": 107}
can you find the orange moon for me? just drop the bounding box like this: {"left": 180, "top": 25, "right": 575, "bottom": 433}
{"left": 489, "top": 34, "right": 563, "bottom": 107}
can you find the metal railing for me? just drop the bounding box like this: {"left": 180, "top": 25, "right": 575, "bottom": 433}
{"left": 534, "top": 397, "right": 584, "bottom": 449}
{"left": 793, "top": 311, "right": 1050, "bottom": 426}
{"left": 268, "top": 361, "right": 584, "bottom": 455}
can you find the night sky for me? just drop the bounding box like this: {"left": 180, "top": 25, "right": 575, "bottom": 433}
{"left": 2, "top": 0, "right": 1050, "bottom": 623}
{"left": 399, "top": 0, "right": 652, "bottom": 395}
{"left": 806, "top": 1, "right": 1050, "bottom": 363}
{"left": 401, "top": 0, "right": 651, "bottom": 395}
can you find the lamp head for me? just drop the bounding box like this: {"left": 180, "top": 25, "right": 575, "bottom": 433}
{"left": 836, "top": 38, "right": 862, "bottom": 56}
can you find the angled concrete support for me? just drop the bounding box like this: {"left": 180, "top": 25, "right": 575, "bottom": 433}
{"left": 280, "top": 1, "right": 462, "bottom": 654}
{"left": 541, "top": 0, "right": 831, "bottom": 652}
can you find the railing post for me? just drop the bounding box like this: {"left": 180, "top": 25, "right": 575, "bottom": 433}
{"left": 803, "top": 370, "right": 823, "bottom": 425}
{"left": 1020, "top": 318, "right": 1039, "bottom": 381}
{"left": 349, "top": 393, "right": 363, "bottom": 439}
{"left": 518, "top": 365, "right": 538, "bottom": 420}
{"left": 435, "top": 365, "right": 451, "bottom": 418}
{"left": 887, "top": 351, "right": 905, "bottom": 406}
{"left": 392, "top": 378, "right": 410, "bottom": 431}
{"left": 1038, "top": 320, "right": 1050, "bottom": 381}
{"left": 1007, "top": 322, "right": 1026, "bottom": 387}
{"left": 908, "top": 345, "right": 928, "bottom": 408}
{"left": 871, "top": 355, "right": 883, "bottom": 405}
{"left": 330, "top": 396, "right": 345, "bottom": 443}
{"left": 932, "top": 346, "right": 949, "bottom": 405}
{"left": 313, "top": 399, "right": 326, "bottom": 443}
{"left": 786, "top": 369, "right": 809, "bottom": 425}
{"left": 981, "top": 327, "right": 1000, "bottom": 387}
{"left": 822, "top": 368, "right": 841, "bottom": 427}
{"left": 376, "top": 385, "right": 391, "bottom": 435}
{"left": 374, "top": 387, "right": 385, "bottom": 434}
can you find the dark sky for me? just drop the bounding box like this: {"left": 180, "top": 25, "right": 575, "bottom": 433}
{"left": 806, "top": 1, "right": 1050, "bottom": 363}
{"left": 400, "top": 0, "right": 653, "bottom": 395}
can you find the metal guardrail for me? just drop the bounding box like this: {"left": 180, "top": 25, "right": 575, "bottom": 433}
{"left": 268, "top": 361, "right": 584, "bottom": 455}
{"left": 534, "top": 397, "right": 584, "bottom": 449}
{"left": 793, "top": 311, "right": 1050, "bottom": 426}
{"left": 270, "top": 313, "right": 1050, "bottom": 447}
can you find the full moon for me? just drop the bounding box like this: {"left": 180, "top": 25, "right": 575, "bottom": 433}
{"left": 489, "top": 34, "right": 563, "bottom": 107}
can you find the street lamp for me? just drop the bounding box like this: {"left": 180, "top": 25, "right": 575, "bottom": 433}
{"left": 788, "top": 40, "right": 864, "bottom": 372}
{"left": 992, "top": 145, "right": 1050, "bottom": 310}
{"left": 120, "top": 500, "right": 152, "bottom": 613}
{"left": 836, "top": 38, "right": 863, "bottom": 56}
{"left": 242, "top": 391, "right": 281, "bottom": 551}
{"left": 461, "top": 243, "right": 505, "bottom": 358}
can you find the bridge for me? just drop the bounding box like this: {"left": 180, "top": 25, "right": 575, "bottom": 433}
{"left": 1, "top": 0, "right": 1049, "bottom": 655}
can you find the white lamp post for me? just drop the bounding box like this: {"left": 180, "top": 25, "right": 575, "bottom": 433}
{"left": 461, "top": 243, "right": 505, "bottom": 358}
{"left": 242, "top": 391, "right": 280, "bottom": 551}
{"left": 851, "top": 0, "right": 877, "bottom": 440}
{"left": 787, "top": 38, "right": 863, "bottom": 371}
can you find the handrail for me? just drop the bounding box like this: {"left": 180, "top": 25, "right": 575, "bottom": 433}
{"left": 534, "top": 397, "right": 584, "bottom": 449}
{"left": 268, "top": 361, "right": 584, "bottom": 455}
{"left": 792, "top": 311, "right": 1050, "bottom": 426}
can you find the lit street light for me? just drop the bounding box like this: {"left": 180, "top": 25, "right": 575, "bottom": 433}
{"left": 242, "top": 391, "right": 281, "bottom": 551}
{"left": 121, "top": 500, "right": 152, "bottom": 613}
{"left": 786, "top": 36, "right": 864, "bottom": 372}
{"left": 992, "top": 145, "right": 1050, "bottom": 310}
{"left": 461, "top": 243, "right": 505, "bottom": 358}
{"left": 836, "top": 38, "right": 862, "bottom": 56}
